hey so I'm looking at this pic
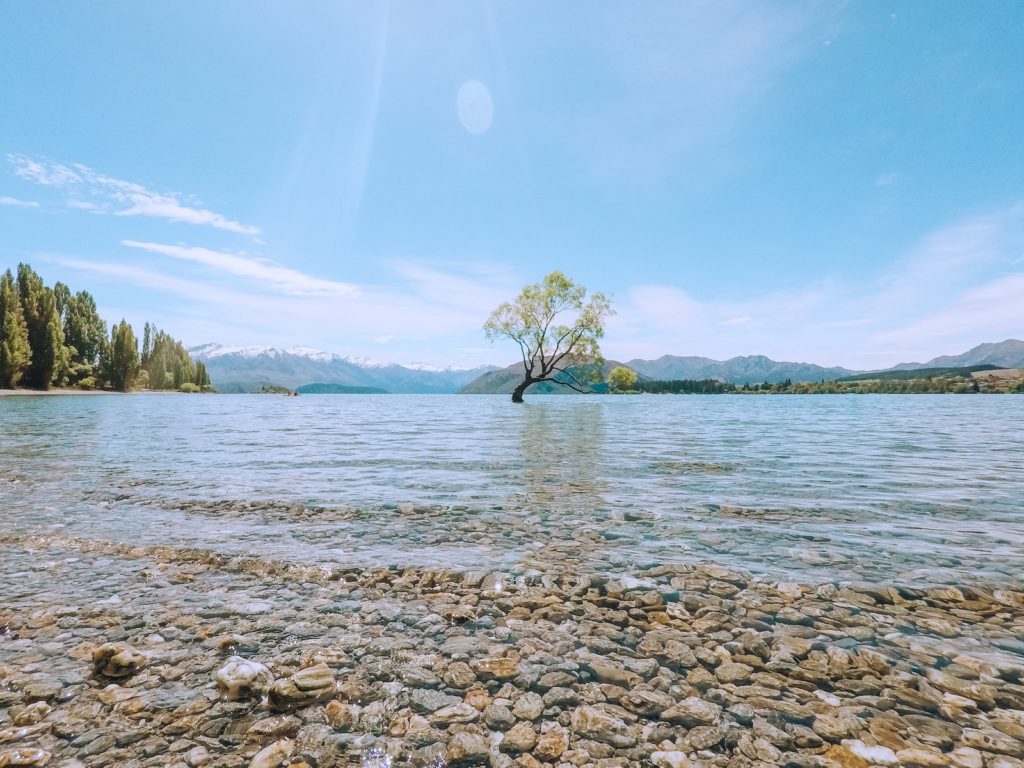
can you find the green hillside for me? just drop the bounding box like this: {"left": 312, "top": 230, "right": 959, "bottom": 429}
{"left": 838, "top": 364, "right": 999, "bottom": 382}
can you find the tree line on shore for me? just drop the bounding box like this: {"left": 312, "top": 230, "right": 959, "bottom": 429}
{"left": 0, "top": 263, "right": 210, "bottom": 392}
{"left": 605, "top": 367, "right": 1024, "bottom": 395}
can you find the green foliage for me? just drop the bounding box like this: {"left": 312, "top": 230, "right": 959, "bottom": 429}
{"left": 640, "top": 378, "right": 736, "bottom": 394}
{"left": 607, "top": 365, "right": 638, "bottom": 393}
{"left": 141, "top": 324, "right": 212, "bottom": 391}
{"left": 105, "top": 319, "right": 140, "bottom": 392}
{"left": 17, "top": 264, "right": 65, "bottom": 390}
{"left": 484, "top": 271, "right": 614, "bottom": 402}
{"left": 632, "top": 373, "right": 1023, "bottom": 395}
{"left": 0, "top": 262, "right": 207, "bottom": 393}
{"left": 256, "top": 384, "right": 293, "bottom": 394}
{"left": 838, "top": 365, "right": 999, "bottom": 382}
{"left": 61, "top": 289, "right": 108, "bottom": 373}
{"left": 178, "top": 382, "right": 200, "bottom": 393}
{"left": 0, "top": 269, "right": 31, "bottom": 388}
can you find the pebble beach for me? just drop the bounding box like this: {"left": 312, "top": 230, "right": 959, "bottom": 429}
{"left": 3, "top": 523, "right": 1024, "bottom": 768}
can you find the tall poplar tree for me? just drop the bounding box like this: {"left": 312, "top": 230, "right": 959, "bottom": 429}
{"left": 62, "top": 289, "right": 108, "bottom": 382}
{"left": 0, "top": 269, "right": 30, "bottom": 388}
{"left": 17, "top": 264, "right": 64, "bottom": 390}
{"left": 106, "top": 319, "right": 139, "bottom": 392}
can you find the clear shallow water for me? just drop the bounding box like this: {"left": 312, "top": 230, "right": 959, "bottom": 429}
{"left": 1, "top": 393, "right": 1022, "bottom": 585}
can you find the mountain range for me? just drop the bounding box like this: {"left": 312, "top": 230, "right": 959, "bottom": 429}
{"left": 188, "top": 344, "right": 497, "bottom": 394}
{"left": 189, "top": 339, "right": 1024, "bottom": 394}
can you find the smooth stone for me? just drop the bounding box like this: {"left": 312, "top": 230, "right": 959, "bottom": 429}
{"left": 411, "top": 688, "right": 460, "bottom": 714}
{"left": 660, "top": 697, "right": 722, "bottom": 727}
{"left": 91, "top": 643, "right": 147, "bottom": 678}
{"left": 500, "top": 721, "right": 537, "bottom": 753}
{"left": 512, "top": 692, "right": 544, "bottom": 721}
{"left": 619, "top": 689, "right": 674, "bottom": 717}
{"left": 471, "top": 657, "right": 518, "bottom": 681}
{"left": 959, "top": 728, "right": 1024, "bottom": 758}
{"left": 812, "top": 711, "right": 862, "bottom": 742}
{"left": 534, "top": 725, "right": 569, "bottom": 761}
{"left": 651, "top": 751, "right": 692, "bottom": 768}
{"left": 213, "top": 657, "right": 274, "bottom": 701}
{"left": 570, "top": 706, "right": 636, "bottom": 748}
{"left": 430, "top": 703, "right": 479, "bottom": 725}
{"left": 0, "top": 748, "right": 52, "bottom": 766}
{"left": 446, "top": 731, "right": 489, "bottom": 765}
{"left": 841, "top": 739, "right": 898, "bottom": 766}
{"left": 248, "top": 739, "right": 293, "bottom": 768}
{"left": 268, "top": 664, "right": 335, "bottom": 712}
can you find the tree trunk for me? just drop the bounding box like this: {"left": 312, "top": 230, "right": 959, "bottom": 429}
{"left": 511, "top": 379, "right": 533, "bottom": 403}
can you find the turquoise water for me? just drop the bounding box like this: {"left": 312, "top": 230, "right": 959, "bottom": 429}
{"left": 1, "top": 393, "right": 1022, "bottom": 585}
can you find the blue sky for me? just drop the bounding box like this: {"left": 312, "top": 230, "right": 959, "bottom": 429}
{"left": 1, "top": 2, "right": 1022, "bottom": 369}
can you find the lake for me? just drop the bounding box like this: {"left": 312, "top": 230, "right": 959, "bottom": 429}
{"left": 2, "top": 393, "right": 1022, "bottom": 586}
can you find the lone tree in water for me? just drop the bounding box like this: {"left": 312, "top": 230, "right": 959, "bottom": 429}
{"left": 607, "top": 365, "right": 638, "bottom": 393}
{"left": 485, "top": 271, "right": 613, "bottom": 403}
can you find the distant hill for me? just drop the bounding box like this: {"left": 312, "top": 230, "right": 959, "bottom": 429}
{"left": 189, "top": 344, "right": 497, "bottom": 394}
{"left": 295, "top": 382, "right": 389, "bottom": 394}
{"left": 838, "top": 365, "right": 1000, "bottom": 382}
{"left": 891, "top": 339, "right": 1024, "bottom": 371}
{"left": 459, "top": 360, "right": 646, "bottom": 395}
{"left": 625, "top": 354, "right": 858, "bottom": 385}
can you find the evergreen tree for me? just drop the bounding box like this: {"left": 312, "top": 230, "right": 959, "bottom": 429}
{"left": 17, "top": 264, "right": 65, "bottom": 389}
{"left": 143, "top": 324, "right": 203, "bottom": 390}
{"left": 195, "top": 360, "right": 210, "bottom": 389}
{"left": 0, "top": 269, "right": 31, "bottom": 388}
{"left": 61, "top": 289, "right": 108, "bottom": 385}
{"left": 106, "top": 320, "right": 139, "bottom": 392}
{"left": 141, "top": 322, "right": 152, "bottom": 367}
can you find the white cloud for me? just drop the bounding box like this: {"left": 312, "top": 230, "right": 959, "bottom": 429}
{"left": 0, "top": 195, "right": 39, "bottom": 208}
{"left": 121, "top": 240, "right": 360, "bottom": 298}
{"left": 604, "top": 203, "right": 1024, "bottom": 368}
{"left": 388, "top": 260, "right": 519, "bottom": 314}
{"left": 871, "top": 272, "right": 1024, "bottom": 351}
{"left": 7, "top": 154, "right": 261, "bottom": 236}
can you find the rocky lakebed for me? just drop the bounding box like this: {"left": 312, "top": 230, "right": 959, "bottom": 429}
{"left": 2, "top": 527, "right": 1024, "bottom": 768}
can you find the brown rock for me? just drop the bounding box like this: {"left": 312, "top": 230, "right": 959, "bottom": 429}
{"left": 619, "top": 689, "right": 675, "bottom": 717}
{"left": 91, "top": 642, "right": 147, "bottom": 678}
{"left": 533, "top": 726, "right": 569, "bottom": 762}
{"left": 570, "top": 706, "right": 636, "bottom": 748}
{"left": 959, "top": 728, "right": 1024, "bottom": 758}
{"left": 446, "top": 731, "right": 489, "bottom": 765}
{"left": 472, "top": 657, "right": 519, "bottom": 681}
{"left": 812, "top": 711, "right": 863, "bottom": 742}
{"left": 501, "top": 721, "right": 537, "bottom": 753}
{"left": 660, "top": 697, "right": 721, "bottom": 727}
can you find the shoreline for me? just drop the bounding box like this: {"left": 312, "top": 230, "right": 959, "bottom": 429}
{"left": 2, "top": 534, "right": 1022, "bottom": 768}
{"left": 0, "top": 388, "right": 196, "bottom": 397}
{"left": 0, "top": 388, "right": 123, "bottom": 397}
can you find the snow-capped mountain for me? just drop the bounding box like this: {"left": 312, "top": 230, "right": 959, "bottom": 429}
{"left": 189, "top": 343, "right": 498, "bottom": 393}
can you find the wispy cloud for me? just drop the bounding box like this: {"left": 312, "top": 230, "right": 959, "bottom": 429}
{"left": 121, "top": 240, "right": 360, "bottom": 298}
{"left": 871, "top": 273, "right": 1024, "bottom": 350}
{"left": 8, "top": 154, "right": 261, "bottom": 236}
{"left": 605, "top": 202, "right": 1024, "bottom": 368}
{"left": 0, "top": 195, "right": 39, "bottom": 208}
